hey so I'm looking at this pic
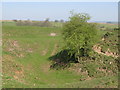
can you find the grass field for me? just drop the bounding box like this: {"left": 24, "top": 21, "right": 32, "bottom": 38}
{"left": 2, "top": 22, "right": 118, "bottom": 88}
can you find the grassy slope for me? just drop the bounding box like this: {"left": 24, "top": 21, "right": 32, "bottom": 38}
{"left": 2, "top": 22, "right": 118, "bottom": 88}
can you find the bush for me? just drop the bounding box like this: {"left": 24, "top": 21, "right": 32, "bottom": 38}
{"left": 16, "top": 20, "right": 52, "bottom": 27}
{"left": 40, "top": 21, "right": 52, "bottom": 27}
{"left": 54, "top": 20, "right": 59, "bottom": 22}
{"left": 62, "top": 12, "right": 100, "bottom": 62}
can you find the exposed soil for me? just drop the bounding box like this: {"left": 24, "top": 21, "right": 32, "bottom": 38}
{"left": 51, "top": 44, "right": 59, "bottom": 56}
{"left": 49, "top": 33, "right": 56, "bottom": 36}
{"left": 42, "top": 49, "right": 48, "bottom": 56}
{"left": 93, "top": 44, "right": 118, "bottom": 58}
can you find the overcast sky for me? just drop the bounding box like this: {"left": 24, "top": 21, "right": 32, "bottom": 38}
{"left": 2, "top": 2, "right": 118, "bottom": 22}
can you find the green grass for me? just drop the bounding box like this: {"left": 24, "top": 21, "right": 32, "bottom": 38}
{"left": 2, "top": 22, "right": 118, "bottom": 88}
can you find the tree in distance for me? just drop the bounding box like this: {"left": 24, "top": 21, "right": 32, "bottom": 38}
{"left": 60, "top": 19, "right": 64, "bottom": 23}
{"left": 54, "top": 20, "right": 59, "bottom": 22}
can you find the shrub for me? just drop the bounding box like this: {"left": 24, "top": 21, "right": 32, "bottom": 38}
{"left": 13, "top": 19, "right": 17, "bottom": 22}
{"left": 54, "top": 20, "right": 59, "bottom": 22}
{"left": 62, "top": 12, "right": 100, "bottom": 62}
{"left": 40, "top": 21, "right": 52, "bottom": 27}
{"left": 60, "top": 19, "right": 64, "bottom": 23}
{"left": 16, "top": 20, "right": 52, "bottom": 27}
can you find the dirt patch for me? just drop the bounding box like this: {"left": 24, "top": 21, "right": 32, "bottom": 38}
{"left": 5, "top": 40, "right": 33, "bottom": 58}
{"left": 49, "top": 33, "right": 56, "bottom": 36}
{"left": 13, "top": 67, "right": 25, "bottom": 83}
{"left": 97, "top": 67, "right": 106, "bottom": 72}
{"left": 6, "top": 40, "right": 25, "bottom": 58}
{"left": 0, "top": 39, "right": 2, "bottom": 46}
{"left": 101, "top": 38, "right": 105, "bottom": 41}
{"left": 93, "top": 44, "right": 118, "bottom": 58}
{"left": 51, "top": 44, "right": 59, "bottom": 56}
{"left": 40, "top": 63, "right": 50, "bottom": 73}
{"left": 14, "top": 70, "right": 24, "bottom": 79}
{"left": 2, "top": 54, "right": 26, "bottom": 84}
{"left": 26, "top": 48, "right": 33, "bottom": 53}
{"left": 42, "top": 49, "right": 48, "bottom": 56}
{"left": 12, "top": 40, "right": 19, "bottom": 47}
{"left": 85, "top": 76, "right": 92, "bottom": 81}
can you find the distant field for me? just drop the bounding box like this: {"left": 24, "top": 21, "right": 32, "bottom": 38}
{"left": 97, "top": 23, "right": 118, "bottom": 29}
{"left": 2, "top": 22, "right": 118, "bottom": 88}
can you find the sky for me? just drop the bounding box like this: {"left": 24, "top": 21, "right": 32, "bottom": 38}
{"left": 2, "top": 2, "right": 118, "bottom": 22}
